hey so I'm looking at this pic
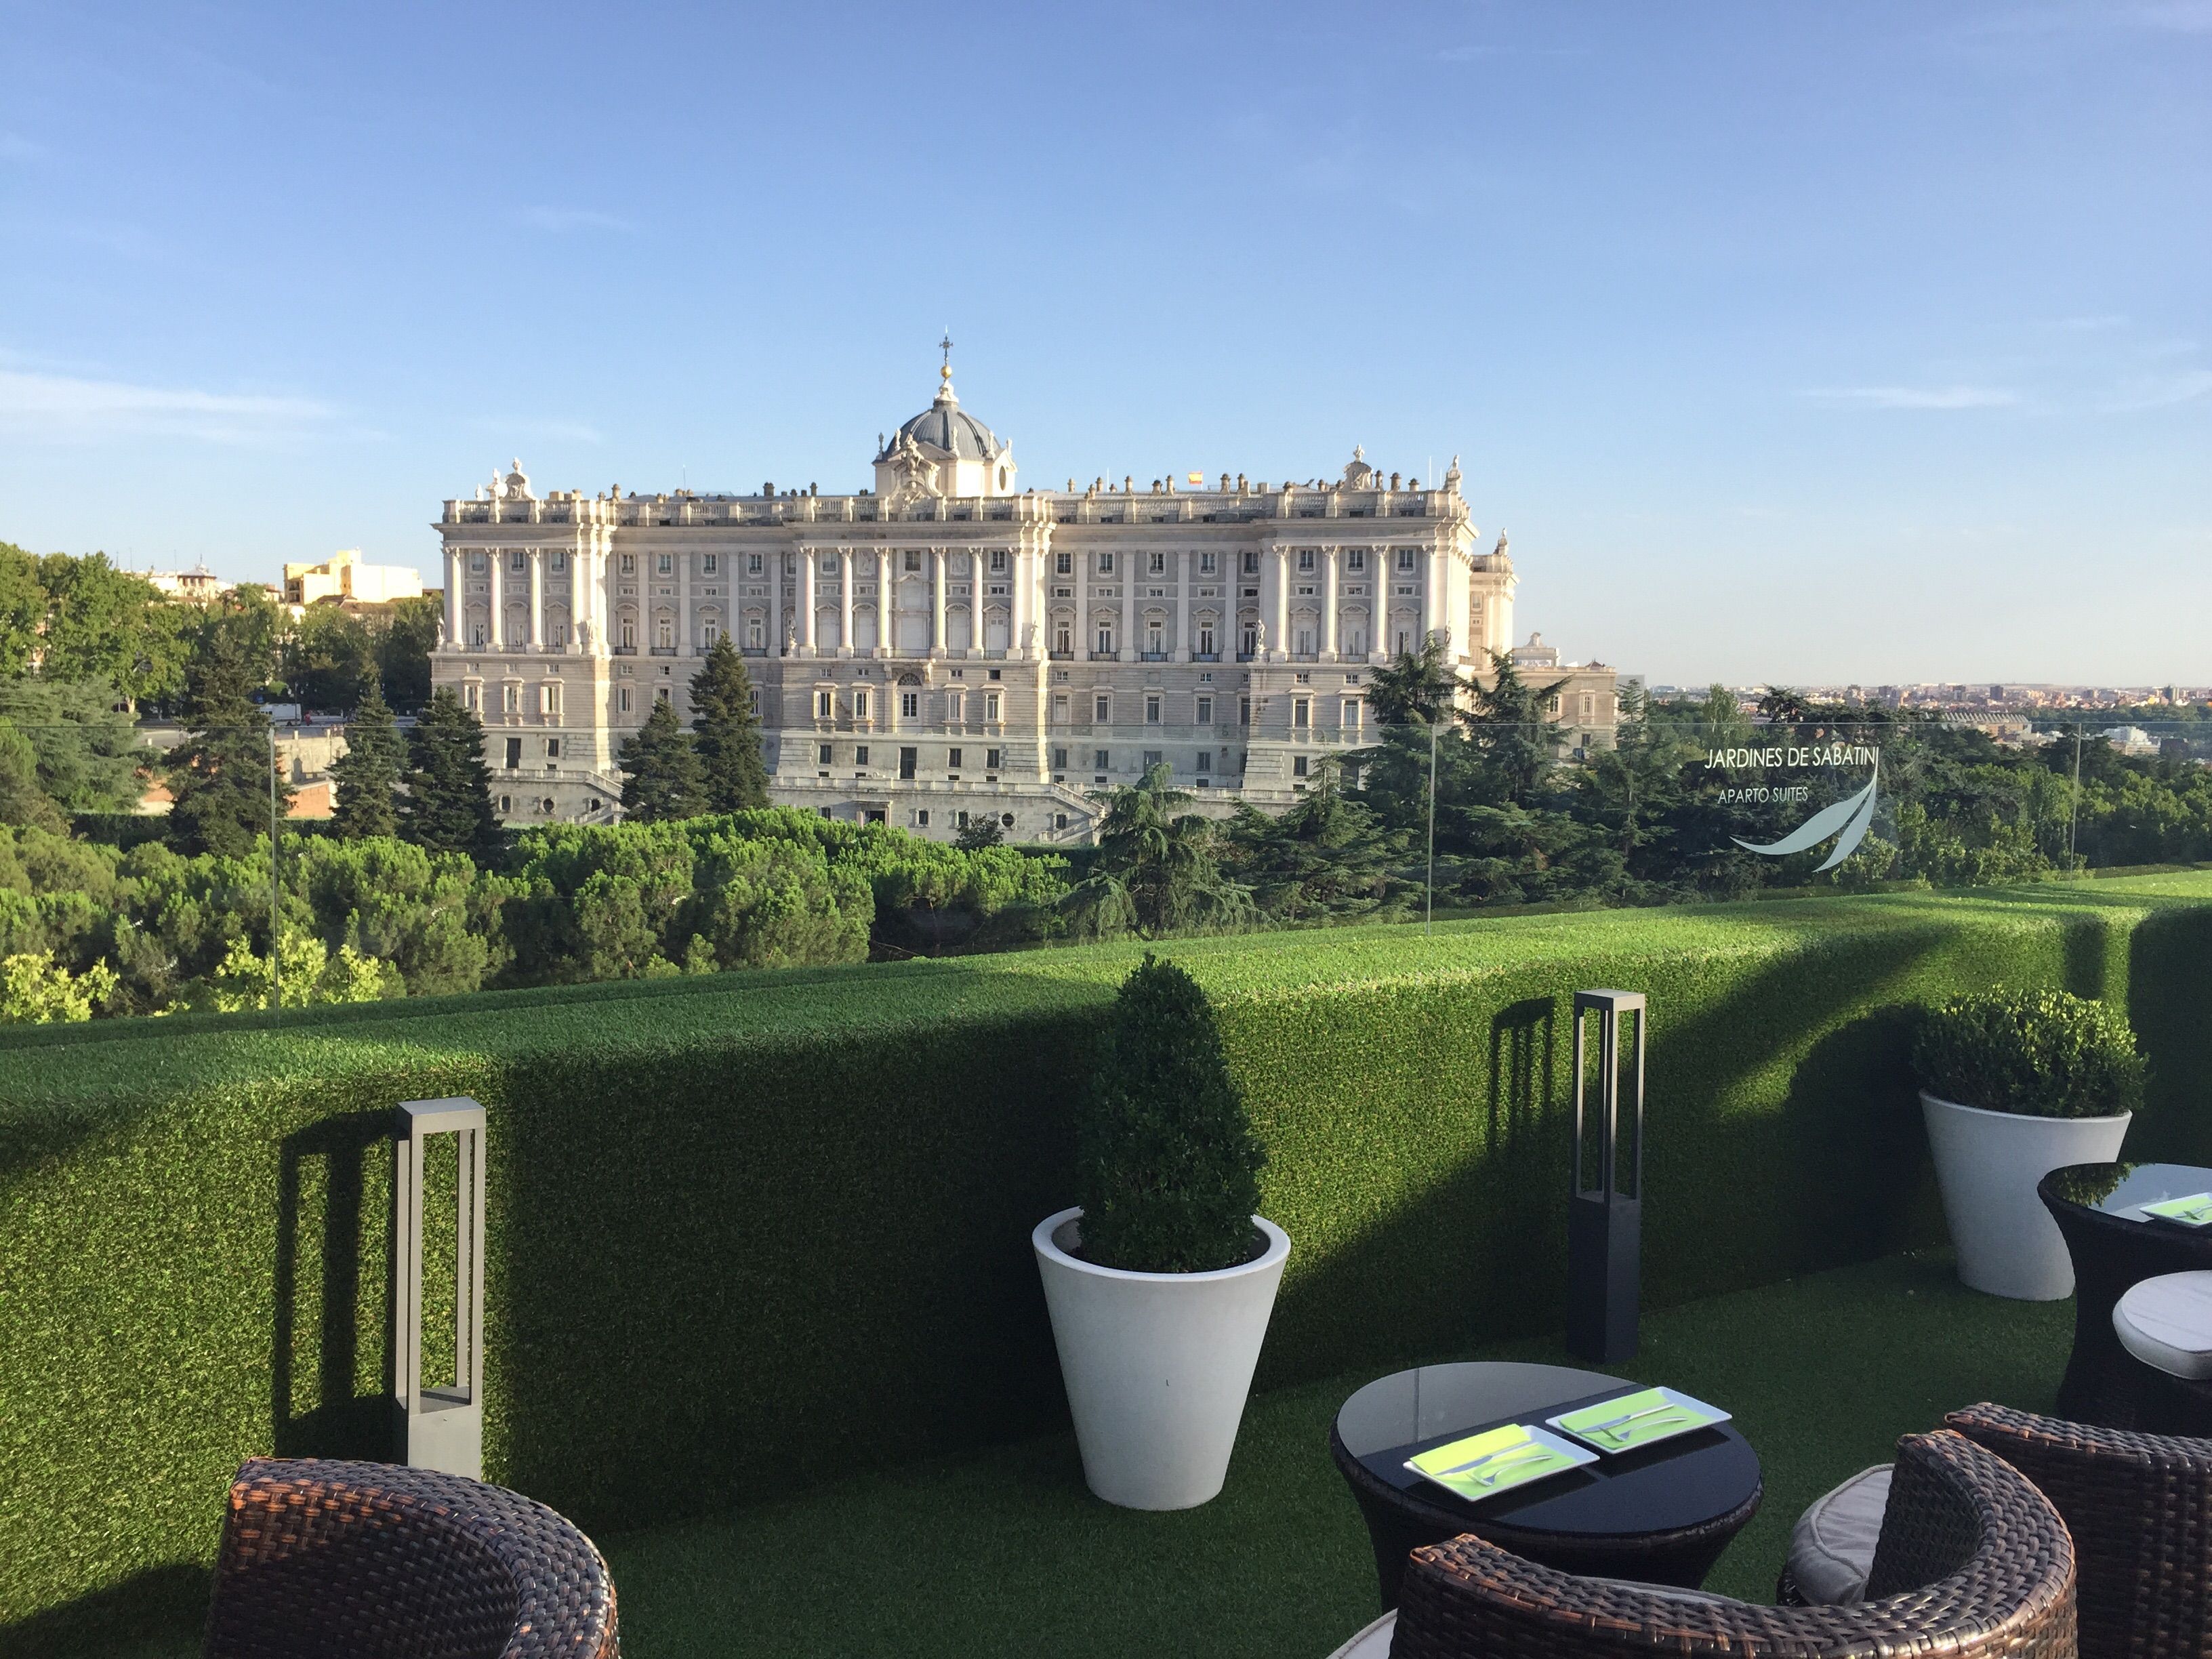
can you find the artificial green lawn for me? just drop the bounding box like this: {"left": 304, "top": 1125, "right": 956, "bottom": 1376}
{"left": 605, "top": 1248, "right": 2072, "bottom": 1659}
{"left": 23, "top": 1248, "right": 2070, "bottom": 1659}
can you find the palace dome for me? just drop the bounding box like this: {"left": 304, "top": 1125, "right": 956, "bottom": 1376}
{"left": 878, "top": 369, "right": 1004, "bottom": 462}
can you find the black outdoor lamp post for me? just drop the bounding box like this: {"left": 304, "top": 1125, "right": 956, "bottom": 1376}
{"left": 1568, "top": 989, "right": 1646, "bottom": 1364}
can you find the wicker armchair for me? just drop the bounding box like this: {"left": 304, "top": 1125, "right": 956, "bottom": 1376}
{"left": 1948, "top": 1401, "right": 2212, "bottom": 1659}
{"left": 202, "top": 1458, "right": 619, "bottom": 1658}
{"left": 1389, "top": 1430, "right": 2075, "bottom": 1659}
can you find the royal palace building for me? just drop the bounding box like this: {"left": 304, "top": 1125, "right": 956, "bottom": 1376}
{"left": 431, "top": 362, "right": 1618, "bottom": 840}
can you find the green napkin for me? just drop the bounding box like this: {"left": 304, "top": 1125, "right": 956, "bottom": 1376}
{"left": 2143, "top": 1193, "right": 2212, "bottom": 1226}
{"left": 1551, "top": 1387, "right": 1727, "bottom": 1453}
{"left": 1404, "top": 1423, "right": 1593, "bottom": 1503}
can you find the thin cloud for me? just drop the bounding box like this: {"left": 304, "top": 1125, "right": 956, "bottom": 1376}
{"left": 514, "top": 207, "right": 634, "bottom": 234}
{"left": 0, "top": 369, "right": 333, "bottom": 443}
{"left": 1801, "top": 385, "right": 2022, "bottom": 410}
{"left": 468, "top": 417, "right": 604, "bottom": 445}
{"left": 2104, "top": 369, "right": 2212, "bottom": 412}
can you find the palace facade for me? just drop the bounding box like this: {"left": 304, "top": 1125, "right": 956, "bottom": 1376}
{"left": 430, "top": 365, "right": 1618, "bottom": 840}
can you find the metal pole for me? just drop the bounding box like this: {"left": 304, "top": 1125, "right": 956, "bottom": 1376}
{"left": 1425, "top": 720, "right": 1437, "bottom": 933}
{"left": 2069, "top": 723, "right": 2083, "bottom": 863}
{"left": 268, "top": 725, "right": 282, "bottom": 1010}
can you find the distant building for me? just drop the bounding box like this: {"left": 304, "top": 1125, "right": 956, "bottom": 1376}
{"left": 284, "top": 550, "right": 424, "bottom": 607}
{"left": 430, "top": 359, "right": 1620, "bottom": 834}
{"left": 143, "top": 565, "right": 231, "bottom": 603}
{"left": 2103, "top": 726, "right": 2159, "bottom": 757}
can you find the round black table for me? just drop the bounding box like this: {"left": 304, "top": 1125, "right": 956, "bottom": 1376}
{"left": 2043, "top": 1162, "right": 2212, "bottom": 1428}
{"left": 1329, "top": 1361, "right": 1763, "bottom": 1610}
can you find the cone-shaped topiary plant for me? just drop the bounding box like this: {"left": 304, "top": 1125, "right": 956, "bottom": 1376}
{"left": 1076, "top": 952, "right": 1265, "bottom": 1273}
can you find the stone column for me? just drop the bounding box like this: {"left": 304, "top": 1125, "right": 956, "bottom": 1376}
{"left": 771, "top": 545, "right": 784, "bottom": 655}
{"left": 1271, "top": 547, "right": 1290, "bottom": 661}
{"left": 1322, "top": 546, "right": 1340, "bottom": 663}
{"left": 1120, "top": 558, "right": 1138, "bottom": 662}
{"left": 798, "top": 548, "right": 817, "bottom": 655}
{"left": 488, "top": 551, "right": 504, "bottom": 648}
{"left": 930, "top": 548, "right": 947, "bottom": 657}
{"left": 443, "top": 548, "right": 460, "bottom": 647}
{"left": 838, "top": 548, "right": 854, "bottom": 657}
{"left": 1173, "top": 551, "right": 1191, "bottom": 662}
{"left": 1426, "top": 545, "right": 1448, "bottom": 651}
{"left": 876, "top": 547, "right": 892, "bottom": 657}
{"left": 529, "top": 550, "right": 544, "bottom": 649}
{"left": 678, "top": 552, "right": 693, "bottom": 657}
{"left": 1009, "top": 548, "right": 1027, "bottom": 656}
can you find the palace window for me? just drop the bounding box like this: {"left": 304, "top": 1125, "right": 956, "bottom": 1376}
{"left": 1242, "top": 550, "right": 1259, "bottom": 574}
{"left": 1149, "top": 552, "right": 1166, "bottom": 574}
{"left": 470, "top": 552, "right": 487, "bottom": 573}
{"left": 1240, "top": 696, "right": 1252, "bottom": 725}
{"left": 815, "top": 690, "right": 834, "bottom": 719}
{"left": 949, "top": 747, "right": 964, "bottom": 769}
{"left": 901, "top": 691, "right": 919, "bottom": 718}
{"left": 747, "top": 615, "right": 764, "bottom": 650}
{"left": 1298, "top": 549, "right": 1316, "bottom": 572}
{"left": 1199, "top": 550, "right": 1217, "bottom": 575}
{"left": 470, "top": 622, "right": 486, "bottom": 647}
{"left": 1097, "top": 552, "right": 1115, "bottom": 574}
{"left": 1293, "top": 697, "right": 1311, "bottom": 729}
{"left": 1397, "top": 548, "right": 1417, "bottom": 571}
{"left": 541, "top": 684, "right": 561, "bottom": 718}
{"left": 984, "top": 691, "right": 1001, "bottom": 721}
{"left": 1196, "top": 750, "right": 1212, "bottom": 774}
{"left": 503, "top": 684, "right": 520, "bottom": 714}
{"left": 855, "top": 745, "right": 869, "bottom": 766}
{"left": 1296, "top": 626, "right": 1315, "bottom": 654}
{"left": 1145, "top": 695, "right": 1162, "bottom": 725}
{"left": 1094, "top": 693, "right": 1111, "bottom": 721}
{"left": 1197, "top": 621, "right": 1216, "bottom": 656}
{"left": 1143, "top": 750, "right": 1162, "bottom": 770}
{"left": 1054, "top": 619, "right": 1072, "bottom": 653}
{"left": 552, "top": 550, "right": 567, "bottom": 572}
{"left": 948, "top": 689, "right": 965, "bottom": 721}
{"left": 855, "top": 689, "right": 871, "bottom": 720}
{"left": 703, "top": 554, "right": 718, "bottom": 575}
{"left": 1145, "top": 620, "right": 1164, "bottom": 654}
{"left": 821, "top": 555, "right": 836, "bottom": 574}
{"left": 656, "top": 617, "right": 672, "bottom": 649}
{"left": 510, "top": 551, "right": 527, "bottom": 572}
{"left": 701, "top": 619, "right": 719, "bottom": 647}
{"left": 1052, "top": 693, "right": 1069, "bottom": 721}
{"left": 1240, "top": 622, "right": 1257, "bottom": 656}
{"left": 990, "top": 550, "right": 1008, "bottom": 573}
{"left": 548, "top": 737, "right": 562, "bottom": 759}
{"left": 904, "top": 550, "right": 922, "bottom": 572}
{"left": 618, "top": 687, "right": 632, "bottom": 714}
{"left": 657, "top": 553, "right": 674, "bottom": 575}
{"left": 747, "top": 552, "right": 764, "bottom": 575}
{"left": 1097, "top": 623, "right": 1115, "bottom": 655}
{"left": 987, "top": 747, "right": 1002, "bottom": 770}
{"left": 1196, "top": 694, "right": 1214, "bottom": 724}
{"left": 1056, "top": 551, "right": 1073, "bottom": 575}
{"left": 1348, "top": 549, "right": 1366, "bottom": 571}
{"left": 1094, "top": 749, "right": 1110, "bottom": 771}
{"left": 1344, "top": 699, "right": 1364, "bottom": 729}
{"left": 462, "top": 682, "right": 480, "bottom": 710}
{"left": 1053, "top": 746, "right": 1069, "bottom": 769}
{"left": 619, "top": 554, "right": 636, "bottom": 573}
{"left": 1294, "top": 755, "right": 1309, "bottom": 778}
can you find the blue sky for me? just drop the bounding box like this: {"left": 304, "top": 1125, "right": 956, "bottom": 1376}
{"left": 1, "top": 1, "right": 2205, "bottom": 685}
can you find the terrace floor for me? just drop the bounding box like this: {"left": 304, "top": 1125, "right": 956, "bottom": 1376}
{"left": 61, "top": 1249, "right": 2076, "bottom": 1659}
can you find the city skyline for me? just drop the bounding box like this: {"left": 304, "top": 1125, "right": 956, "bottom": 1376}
{"left": 1, "top": 0, "right": 2206, "bottom": 687}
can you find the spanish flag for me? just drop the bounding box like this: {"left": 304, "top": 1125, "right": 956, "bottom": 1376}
{"left": 1187, "top": 472, "right": 1205, "bottom": 487}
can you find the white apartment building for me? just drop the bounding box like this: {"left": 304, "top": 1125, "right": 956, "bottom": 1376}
{"left": 430, "top": 363, "right": 1617, "bottom": 838}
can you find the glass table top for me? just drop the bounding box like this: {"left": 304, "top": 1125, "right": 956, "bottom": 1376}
{"left": 2043, "top": 1162, "right": 2212, "bottom": 1219}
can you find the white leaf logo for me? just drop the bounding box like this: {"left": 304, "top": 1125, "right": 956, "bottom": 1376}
{"left": 1732, "top": 755, "right": 1880, "bottom": 874}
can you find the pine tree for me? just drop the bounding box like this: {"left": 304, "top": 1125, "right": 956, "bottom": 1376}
{"left": 401, "top": 689, "right": 500, "bottom": 857}
{"left": 167, "top": 616, "right": 289, "bottom": 859}
{"left": 329, "top": 682, "right": 403, "bottom": 839}
{"left": 618, "top": 695, "right": 706, "bottom": 822}
{"left": 688, "top": 636, "right": 770, "bottom": 812}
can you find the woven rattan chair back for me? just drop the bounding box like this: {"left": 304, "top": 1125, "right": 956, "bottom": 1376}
{"left": 1391, "top": 1429, "right": 2075, "bottom": 1659}
{"left": 202, "top": 1457, "right": 619, "bottom": 1659}
{"left": 1950, "top": 1401, "right": 2212, "bottom": 1659}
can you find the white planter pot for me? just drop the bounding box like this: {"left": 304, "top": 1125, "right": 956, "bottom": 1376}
{"left": 1921, "top": 1091, "right": 2131, "bottom": 1300}
{"left": 1032, "top": 1206, "right": 1289, "bottom": 1510}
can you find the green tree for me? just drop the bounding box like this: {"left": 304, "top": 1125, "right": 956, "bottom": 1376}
{"left": 283, "top": 605, "right": 377, "bottom": 710}
{"left": 954, "top": 817, "right": 1005, "bottom": 851}
{"left": 0, "top": 543, "right": 49, "bottom": 676}
{"left": 689, "top": 636, "right": 770, "bottom": 811}
{"left": 329, "top": 682, "right": 403, "bottom": 838}
{"left": 402, "top": 689, "right": 501, "bottom": 858}
{"left": 1461, "top": 651, "right": 1570, "bottom": 808}
{"left": 618, "top": 697, "right": 706, "bottom": 822}
{"left": 1366, "top": 635, "right": 1462, "bottom": 726}
{"left": 1063, "top": 764, "right": 1252, "bottom": 938}
{"left": 37, "top": 553, "right": 191, "bottom": 708}
{"left": 1074, "top": 953, "right": 1265, "bottom": 1273}
{"left": 165, "top": 618, "right": 288, "bottom": 859}
{"left": 1225, "top": 758, "right": 1410, "bottom": 922}
{"left": 0, "top": 676, "right": 146, "bottom": 813}
{"left": 375, "top": 594, "right": 443, "bottom": 712}
{"left": 0, "top": 720, "right": 67, "bottom": 834}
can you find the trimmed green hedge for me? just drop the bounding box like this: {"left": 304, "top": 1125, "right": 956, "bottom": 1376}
{"left": 6, "top": 874, "right": 2212, "bottom": 1633}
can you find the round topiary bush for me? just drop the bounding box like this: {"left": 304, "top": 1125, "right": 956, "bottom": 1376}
{"left": 1075, "top": 952, "right": 1266, "bottom": 1273}
{"left": 1913, "top": 988, "right": 2148, "bottom": 1120}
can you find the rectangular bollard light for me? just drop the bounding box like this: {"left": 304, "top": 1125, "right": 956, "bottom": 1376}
{"left": 393, "top": 1096, "right": 486, "bottom": 1479}
{"left": 1568, "top": 990, "right": 1645, "bottom": 1364}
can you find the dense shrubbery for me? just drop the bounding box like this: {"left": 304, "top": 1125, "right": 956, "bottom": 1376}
{"left": 1914, "top": 987, "right": 2149, "bottom": 1119}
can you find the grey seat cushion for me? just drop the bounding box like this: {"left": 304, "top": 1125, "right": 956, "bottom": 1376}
{"left": 2114, "top": 1271, "right": 2212, "bottom": 1380}
{"left": 1323, "top": 1577, "right": 1730, "bottom": 1654}
{"left": 1788, "top": 1464, "right": 1893, "bottom": 1605}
